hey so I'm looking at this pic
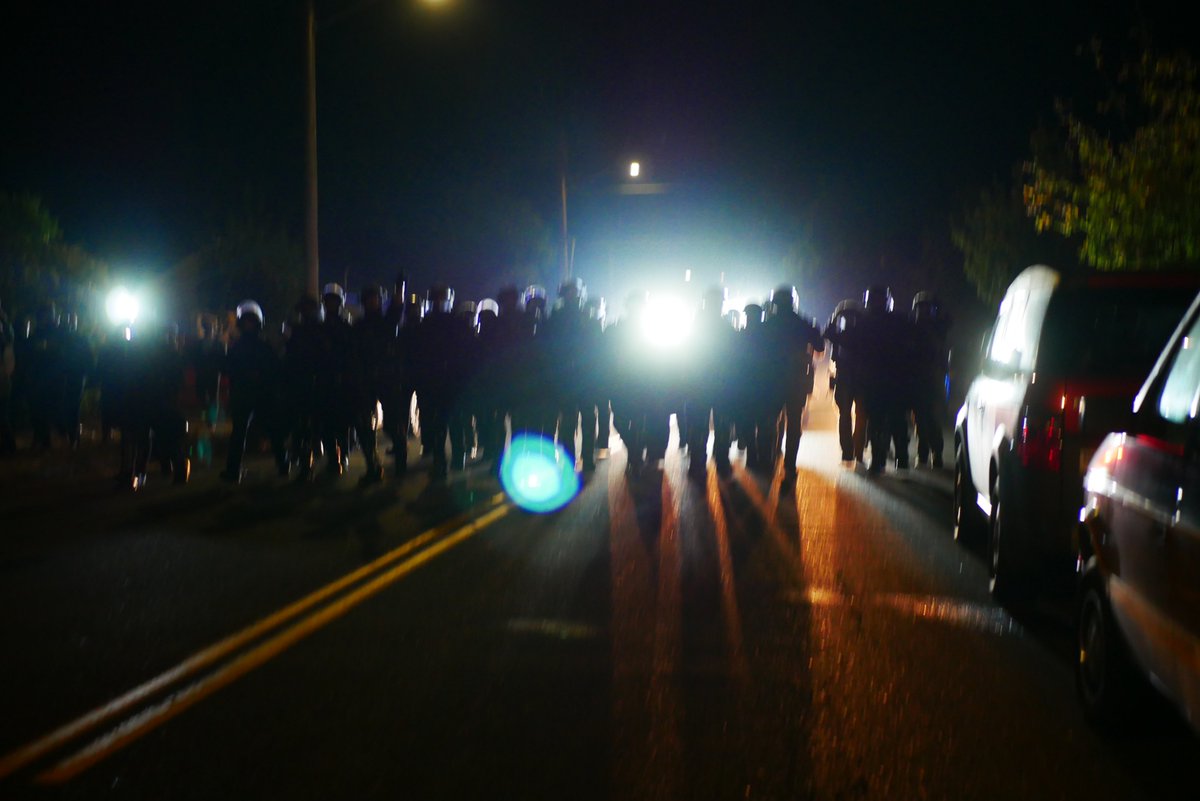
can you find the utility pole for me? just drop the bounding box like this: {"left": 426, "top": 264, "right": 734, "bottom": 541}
{"left": 559, "top": 136, "right": 570, "bottom": 281}
{"left": 304, "top": 0, "right": 320, "bottom": 297}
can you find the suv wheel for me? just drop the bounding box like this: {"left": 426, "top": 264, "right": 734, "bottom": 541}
{"left": 1076, "top": 575, "right": 1146, "bottom": 728}
{"left": 953, "top": 443, "right": 984, "bottom": 549}
{"left": 988, "top": 477, "right": 1029, "bottom": 603}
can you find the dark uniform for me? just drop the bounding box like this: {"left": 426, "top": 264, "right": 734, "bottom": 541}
{"left": 125, "top": 326, "right": 190, "bottom": 488}
{"left": 734, "top": 303, "right": 774, "bottom": 469}
{"left": 910, "top": 291, "right": 950, "bottom": 468}
{"left": 284, "top": 296, "right": 325, "bottom": 478}
{"left": 542, "top": 278, "right": 600, "bottom": 472}
{"left": 318, "top": 284, "right": 353, "bottom": 475}
{"left": 848, "top": 285, "right": 915, "bottom": 474}
{"left": 380, "top": 275, "right": 413, "bottom": 476}
{"left": 221, "top": 301, "right": 286, "bottom": 483}
{"left": 476, "top": 287, "right": 534, "bottom": 465}
{"left": 761, "top": 286, "right": 825, "bottom": 476}
{"left": 24, "top": 305, "right": 61, "bottom": 450}
{"left": 685, "top": 287, "right": 736, "bottom": 478}
{"left": 349, "top": 286, "right": 392, "bottom": 484}
{"left": 56, "top": 313, "right": 93, "bottom": 448}
{"left": 412, "top": 285, "right": 470, "bottom": 479}
{"left": 823, "top": 299, "right": 867, "bottom": 465}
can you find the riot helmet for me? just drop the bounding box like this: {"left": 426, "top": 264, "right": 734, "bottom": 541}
{"left": 831, "top": 298, "right": 861, "bottom": 332}
{"left": 236, "top": 300, "right": 264, "bottom": 332}
{"left": 476, "top": 298, "right": 500, "bottom": 334}
{"left": 586, "top": 296, "right": 607, "bottom": 326}
{"left": 427, "top": 284, "right": 455, "bottom": 314}
{"left": 911, "top": 290, "right": 941, "bottom": 324}
{"left": 863, "top": 284, "right": 894, "bottom": 314}
{"left": 743, "top": 302, "right": 764, "bottom": 330}
{"left": 361, "top": 284, "right": 385, "bottom": 315}
{"left": 702, "top": 285, "right": 727, "bottom": 316}
{"left": 524, "top": 285, "right": 548, "bottom": 320}
{"left": 558, "top": 277, "right": 587, "bottom": 310}
{"left": 296, "top": 295, "right": 322, "bottom": 325}
{"left": 771, "top": 285, "right": 799, "bottom": 315}
{"left": 497, "top": 285, "right": 524, "bottom": 315}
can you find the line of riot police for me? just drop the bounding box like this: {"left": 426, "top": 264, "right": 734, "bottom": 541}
{"left": 823, "top": 285, "right": 951, "bottom": 474}
{"left": 8, "top": 276, "right": 946, "bottom": 491}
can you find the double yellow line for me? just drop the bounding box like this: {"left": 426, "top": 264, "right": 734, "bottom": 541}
{"left": 0, "top": 494, "right": 511, "bottom": 785}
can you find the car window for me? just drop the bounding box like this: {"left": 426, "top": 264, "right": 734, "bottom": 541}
{"left": 988, "top": 285, "right": 1028, "bottom": 369}
{"left": 1037, "top": 287, "right": 1195, "bottom": 379}
{"left": 1158, "top": 314, "right": 1200, "bottom": 423}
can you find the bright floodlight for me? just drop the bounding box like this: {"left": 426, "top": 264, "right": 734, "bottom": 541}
{"left": 629, "top": 161, "right": 641, "bottom": 178}
{"left": 105, "top": 287, "right": 140, "bottom": 326}
{"left": 639, "top": 294, "right": 693, "bottom": 350}
{"left": 500, "top": 433, "right": 581, "bottom": 513}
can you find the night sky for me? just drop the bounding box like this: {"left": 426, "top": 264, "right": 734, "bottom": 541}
{"left": 3, "top": 1, "right": 1195, "bottom": 316}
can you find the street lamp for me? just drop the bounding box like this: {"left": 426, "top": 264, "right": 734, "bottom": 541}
{"left": 560, "top": 159, "right": 643, "bottom": 280}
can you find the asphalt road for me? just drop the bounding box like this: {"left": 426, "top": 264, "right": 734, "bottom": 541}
{"left": 1, "top": 390, "right": 1198, "bottom": 801}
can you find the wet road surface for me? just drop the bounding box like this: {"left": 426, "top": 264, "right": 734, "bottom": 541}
{"left": 1, "top": 393, "right": 1197, "bottom": 801}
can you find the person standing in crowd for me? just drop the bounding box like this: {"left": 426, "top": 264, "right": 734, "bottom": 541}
{"left": 851, "top": 284, "right": 915, "bottom": 475}
{"left": 585, "top": 296, "right": 611, "bottom": 461}
{"left": 124, "top": 321, "right": 191, "bottom": 488}
{"left": 734, "top": 302, "right": 773, "bottom": 470}
{"left": 24, "top": 304, "right": 61, "bottom": 452}
{"left": 380, "top": 273, "right": 412, "bottom": 477}
{"left": 542, "top": 277, "right": 600, "bottom": 472}
{"left": 685, "top": 286, "right": 736, "bottom": 479}
{"left": 285, "top": 295, "right": 326, "bottom": 480}
{"left": 910, "top": 291, "right": 950, "bottom": 468}
{"left": 823, "top": 298, "right": 867, "bottom": 467}
{"left": 349, "top": 285, "right": 391, "bottom": 485}
{"left": 318, "top": 283, "right": 353, "bottom": 476}
{"left": 56, "top": 310, "right": 93, "bottom": 449}
{"left": 220, "top": 301, "right": 286, "bottom": 483}
{"left": 411, "top": 284, "right": 464, "bottom": 480}
{"left": 761, "top": 286, "right": 825, "bottom": 478}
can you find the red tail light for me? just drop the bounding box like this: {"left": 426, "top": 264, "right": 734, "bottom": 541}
{"left": 1058, "top": 392, "right": 1083, "bottom": 434}
{"left": 1018, "top": 413, "right": 1062, "bottom": 471}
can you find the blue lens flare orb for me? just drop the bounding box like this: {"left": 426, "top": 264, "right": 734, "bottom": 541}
{"left": 499, "top": 433, "right": 581, "bottom": 513}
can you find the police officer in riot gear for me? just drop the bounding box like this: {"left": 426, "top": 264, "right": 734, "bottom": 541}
{"left": 762, "top": 285, "right": 825, "bottom": 477}
{"left": 318, "top": 283, "right": 353, "bottom": 475}
{"left": 412, "top": 283, "right": 466, "bottom": 479}
{"left": 349, "top": 284, "right": 390, "bottom": 485}
{"left": 853, "top": 284, "right": 914, "bottom": 474}
{"left": 477, "top": 286, "right": 533, "bottom": 466}
{"left": 824, "top": 299, "right": 866, "bottom": 466}
{"left": 221, "top": 301, "right": 286, "bottom": 483}
{"left": 380, "top": 274, "right": 412, "bottom": 477}
{"left": 686, "top": 286, "right": 736, "bottom": 479}
{"left": 285, "top": 295, "right": 325, "bottom": 479}
{"left": 608, "top": 291, "right": 652, "bottom": 474}
{"left": 586, "top": 296, "right": 612, "bottom": 460}
{"left": 911, "top": 291, "right": 950, "bottom": 468}
{"left": 734, "top": 302, "right": 772, "bottom": 469}
{"left": 543, "top": 277, "right": 600, "bottom": 472}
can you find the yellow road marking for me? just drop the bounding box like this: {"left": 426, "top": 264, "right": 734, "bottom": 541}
{"left": 0, "top": 493, "right": 507, "bottom": 782}
{"left": 36, "top": 502, "right": 510, "bottom": 784}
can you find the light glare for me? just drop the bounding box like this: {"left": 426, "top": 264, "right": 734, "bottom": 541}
{"left": 500, "top": 433, "right": 581, "bottom": 513}
{"left": 629, "top": 161, "right": 641, "bottom": 178}
{"left": 639, "top": 294, "right": 693, "bottom": 350}
{"left": 105, "top": 288, "right": 140, "bottom": 326}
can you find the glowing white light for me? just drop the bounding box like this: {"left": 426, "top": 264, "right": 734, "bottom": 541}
{"left": 629, "top": 161, "right": 641, "bottom": 178}
{"left": 105, "top": 288, "right": 140, "bottom": 326}
{"left": 639, "top": 294, "right": 694, "bottom": 350}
